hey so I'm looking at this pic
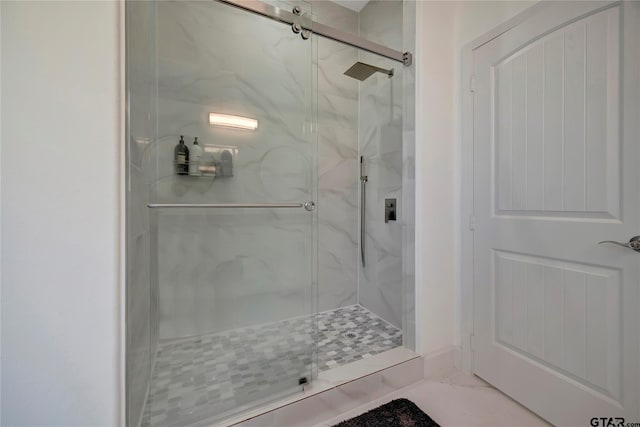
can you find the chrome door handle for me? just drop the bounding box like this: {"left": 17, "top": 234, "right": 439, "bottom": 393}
{"left": 598, "top": 236, "right": 640, "bottom": 252}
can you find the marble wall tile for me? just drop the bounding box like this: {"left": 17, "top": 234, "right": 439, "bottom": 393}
{"left": 157, "top": 210, "right": 313, "bottom": 338}
{"left": 357, "top": 0, "right": 405, "bottom": 329}
{"left": 317, "top": 188, "right": 358, "bottom": 311}
{"left": 358, "top": 0, "right": 404, "bottom": 51}
{"left": 151, "top": 0, "right": 417, "bottom": 346}
{"left": 308, "top": 0, "right": 358, "bottom": 34}
{"left": 311, "top": 2, "right": 360, "bottom": 312}
{"left": 154, "top": 0, "right": 315, "bottom": 203}
{"left": 152, "top": 98, "right": 313, "bottom": 205}
{"left": 154, "top": 0, "right": 360, "bottom": 339}
{"left": 316, "top": 34, "right": 359, "bottom": 311}
{"left": 155, "top": 0, "right": 317, "bottom": 339}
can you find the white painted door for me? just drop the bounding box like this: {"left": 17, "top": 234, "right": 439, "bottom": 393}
{"left": 473, "top": 2, "right": 640, "bottom": 425}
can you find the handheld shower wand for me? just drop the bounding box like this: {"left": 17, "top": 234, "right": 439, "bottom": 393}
{"left": 360, "top": 156, "right": 368, "bottom": 267}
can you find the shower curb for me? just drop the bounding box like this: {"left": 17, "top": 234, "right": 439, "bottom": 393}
{"left": 224, "top": 348, "right": 423, "bottom": 426}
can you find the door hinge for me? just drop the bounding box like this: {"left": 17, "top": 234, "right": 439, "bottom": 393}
{"left": 469, "top": 215, "right": 475, "bottom": 231}
{"left": 470, "top": 74, "right": 476, "bottom": 93}
{"left": 470, "top": 334, "right": 475, "bottom": 352}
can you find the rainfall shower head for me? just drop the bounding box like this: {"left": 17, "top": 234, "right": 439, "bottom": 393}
{"left": 343, "top": 61, "right": 394, "bottom": 81}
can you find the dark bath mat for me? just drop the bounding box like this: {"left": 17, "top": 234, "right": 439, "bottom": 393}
{"left": 333, "top": 398, "right": 440, "bottom": 427}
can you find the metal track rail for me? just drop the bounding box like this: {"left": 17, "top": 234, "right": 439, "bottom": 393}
{"left": 148, "top": 203, "right": 303, "bottom": 209}
{"left": 216, "top": 0, "right": 412, "bottom": 65}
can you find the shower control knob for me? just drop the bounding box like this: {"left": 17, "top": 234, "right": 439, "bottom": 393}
{"left": 304, "top": 201, "right": 316, "bottom": 212}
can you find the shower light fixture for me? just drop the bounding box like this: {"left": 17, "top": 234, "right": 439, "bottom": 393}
{"left": 209, "top": 113, "right": 258, "bottom": 131}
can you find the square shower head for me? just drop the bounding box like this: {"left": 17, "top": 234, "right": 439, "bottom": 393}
{"left": 343, "top": 61, "right": 394, "bottom": 81}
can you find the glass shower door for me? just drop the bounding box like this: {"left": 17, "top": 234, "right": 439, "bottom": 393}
{"left": 144, "top": 0, "right": 317, "bottom": 424}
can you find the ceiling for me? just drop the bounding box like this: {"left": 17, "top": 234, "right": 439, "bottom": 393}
{"left": 328, "top": 0, "right": 370, "bottom": 12}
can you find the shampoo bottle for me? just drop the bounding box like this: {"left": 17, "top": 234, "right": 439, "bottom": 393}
{"left": 174, "top": 135, "right": 189, "bottom": 175}
{"left": 189, "top": 137, "right": 203, "bottom": 176}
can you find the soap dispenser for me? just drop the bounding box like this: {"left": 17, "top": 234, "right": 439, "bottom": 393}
{"left": 189, "top": 137, "right": 203, "bottom": 176}
{"left": 174, "top": 135, "right": 189, "bottom": 175}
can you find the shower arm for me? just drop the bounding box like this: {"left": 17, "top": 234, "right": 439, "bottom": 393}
{"left": 360, "top": 157, "right": 368, "bottom": 267}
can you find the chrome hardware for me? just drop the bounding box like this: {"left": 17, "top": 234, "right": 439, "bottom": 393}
{"left": 292, "top": 6, "right": 302, "bottom": 15}
{"left": 148, "top": 203, "right": 303, "bottom": 209}
{"left": 301, "top": 29, "right": 311, "bottom": 40}
{"left": 360, "top": 156, "right": 368, "bottom": 183}
{"left": 403, "top": 52, "right": 413, "bottom": 66}
{"left": 344, "top": 62, "right": 393, "bottom": 82}
{"left": 598, "top": 236, "right": 640, "bottom": 252}
{"left": 360, "top": 156, "right": 367, "bottom": 267}
{"left": 216, "top": 0, "right": 413, "bottom": 66}
{"left": 304, "top": 201, "right": 316, "bottom": 212}
{"left": 292, "top": 23, "right": 302, "bottom": 34}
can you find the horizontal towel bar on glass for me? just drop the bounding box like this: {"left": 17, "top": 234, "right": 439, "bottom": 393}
{"left": 147, "top": 203, "right": 304, "bottom": 209}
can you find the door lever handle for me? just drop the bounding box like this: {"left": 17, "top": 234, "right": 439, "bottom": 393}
{"left": 598, "top": 236, "right": 640, "bottom": 252}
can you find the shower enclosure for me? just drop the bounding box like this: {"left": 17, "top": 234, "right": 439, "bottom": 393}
{"left": 126, "top": 1, "right": 415, "bottom": 425}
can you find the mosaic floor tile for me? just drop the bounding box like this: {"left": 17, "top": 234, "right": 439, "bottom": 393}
{"left": 141, "top": 305, "right": 402, "bottom": 426}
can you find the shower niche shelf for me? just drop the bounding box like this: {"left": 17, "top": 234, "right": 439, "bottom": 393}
{"left": 175, "top": 144, "right": 237, "bottom": 178}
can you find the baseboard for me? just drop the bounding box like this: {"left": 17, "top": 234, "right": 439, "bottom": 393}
{"left": 422, "top": 346, "right": 459, "bottom": 380}
{"left": 454, "top": 346, "right": 462, "bottom": 371}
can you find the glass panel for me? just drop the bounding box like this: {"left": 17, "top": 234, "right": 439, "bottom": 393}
{"left": 357, "top": 3, "right": 405, "bottom": 347}
{"left": 125, "top": 1, "right": 157, "bottom": 426}
{"left": 140, "top": 1, "right": 317, "bottom": 425}
{"left": 152, "top": 1, "right": 315, "bottom": 207}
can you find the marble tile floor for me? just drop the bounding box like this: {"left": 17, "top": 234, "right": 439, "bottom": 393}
{"left": 141, "top": 305, "right": 402, "bottom": 427}
{"left": 316, "top": 371, "right": 551, "bottom": 427}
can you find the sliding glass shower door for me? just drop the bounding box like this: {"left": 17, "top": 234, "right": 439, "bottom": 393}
{"left": 139, "top": 1, "right": 317, "bottom": 424}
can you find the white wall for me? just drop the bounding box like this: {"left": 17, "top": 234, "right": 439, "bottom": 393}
{"left": 1, "top": 2, "right": 122, "bottom": 425}
{"left": 415, "top": 1, "right": 536, "bottom": 354}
